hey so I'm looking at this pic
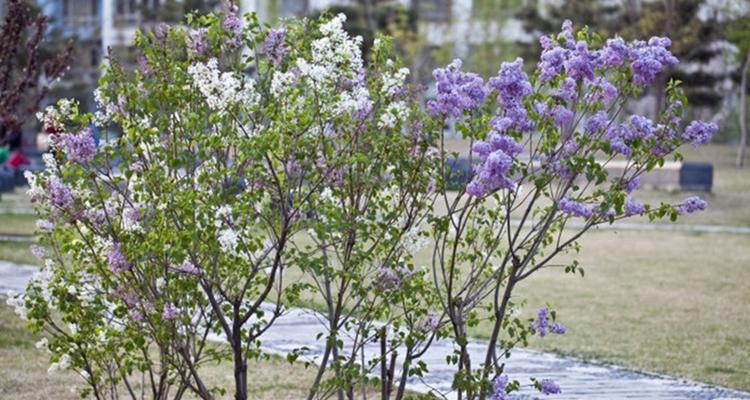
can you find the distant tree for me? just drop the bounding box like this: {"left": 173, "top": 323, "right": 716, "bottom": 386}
{"left": 727, "top": 9, "right": 750, "bottom": 167}
{"left": 0, "top": 0, "right": 72, "bottom": 144}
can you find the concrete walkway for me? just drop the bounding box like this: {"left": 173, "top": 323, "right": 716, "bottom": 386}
{"left": 2, "top": 261, "right": 749, "bottom": 400}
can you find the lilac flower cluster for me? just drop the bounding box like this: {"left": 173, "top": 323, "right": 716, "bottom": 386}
{"left": 466, "top": 137, "right": 519, "bottom": 197}
{"left": 531, "top": 308, "right": 566, "bottom": 337}
{"left": 424, "top": 311, "right": 440, "bottom": 331}
{"left": 558, "top": 198, "right": 593, "bottom": 218}
{"left": 624, "top": 196, "right": 645, "bottom": 216}
{"left": 538, "top": 20, "right": 677, "bottom": 88}
{"left": 682, "top": 120, "right": 718, "bottom": 147}
{"left": 187, "top": 28, "right": 208, "bottom": 55}
{"left": 264, "top": 27, "right": 286, "bottom": 68}
{"left": 427, "top": 59, "right": 486, "bottom": 119}
{"left": 46, "top": 177, "right": 75, "bottom": 211}
{"left": 487, "top": 58, "right": 534, "bottom": 133}
{"left": 221, "top": 11, "right": 243, "bottom": 47}
{"left": 491, "top": 374, "right": 509, "bottom": 400}
{"left": 36, "top": 219, "right": 54, "bottom": 232}
{"left": 59, "top": 128, "right": 97, "bottom": 163}
{"left": 162, "top": 303, "right": 179, "bottom": 321}
{"left": 107, "top": 242, "right": 131, "bottom": 273}
{"left": 375, "top": 266, "right": 400, "bottom": 290}
{"left": 677, "top": 196, "right": 708, "bottom": 215}
{"left": 539, "top": 378, "right": 562, "bottom": 395}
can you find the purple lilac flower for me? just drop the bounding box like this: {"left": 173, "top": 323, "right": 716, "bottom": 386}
{"left": 30, "top": 244, "right": 45, "bottom": 260}
{"left": 531, "top": 308, "right": 567, "bottom": 337}
{"left": 629, "top": 37, "right": 678, "bottom": 86}
{"left": 136, "top": 55, "right": 150, "bottom": 75}
{"left": 561, "top": 20, "right": 575, "bottom": 42}
{"left": 491, "top": 374, "right": 509, "bottom": 400}
{"left": 552, "top": 105, "right": 573, "bottom": 127}
{"left": 107, "top": 242, "right": 130, "bottom": 273}
{"left": 222, "top": 11, "right": 243, "bottom": 46}
{"left": 424, "top": 311, "right": 440, "bottom": 331}
{"left": 624, "top": 197, "right": 645, "bottom": 215}
{"left": 604, "top": 125, "right": 632, "bottom": 156}
{"left": 488, "top": 134, "right": 524, "bottom": 155}
{"left": 538, "top": 46, "right": 568, "bottom": 81}
{"left": 624, "top": 177, "right": 640, "bottom": 194}
{"left": 263, "top": 27, "right": 286, "bottom": 68}
{"left": 375, "top": 266, "right": 401, "bottom": 290}
{"left": 162, "top": 303, "right": 179, "bottom": 320}
{"left": 488, "top": 58, "right": 533, "bottom": 105}
{"left": 584, "top": 111, "right": 608, "bottom": 136}
{"left": 467, "top": 148, "right": 516, "bottom": 197}
{"left": 539, "top": 378, "right": 561, "bottom": 395}
{"left": 60, "top": 128, "right": 97, "bottom": 163}
{"left": 628, "top": 115, "right": 655, "bottom": 139}
{"left": 427, "top": 59, "right": 487, "bottom": 119}
{"left": 36, "top": 219, "right": 54, "bottom": 232}
{"left": 154, "top": 22, "right": 169, "bottom": 39}
{"left": 558, "top": 198, "right": 593, "bottom": 218}
{"left": 598, "top": 37, "right": 629, "bottom": 67}
{"left": 554, "top": 77, "right": 577, "bottom": 102}
{"left": 487, "top": 58, "right": 534, "bottom": 132}
{"left": 586, "top": 77, "right": 618, "bottom": 103}
{"left": 187, "top": 28, "right": 208, "bottom": 55}
{"left": 682, "top": 120, "right": 718, "bottom": 147}
{"left": 46, "top": 177, "right": 74, "bottom": 210}
{"left": 564, "top": 41, "right": 597, "bottom": 82}
{"left": 677, "top": 196, "right": 708, "bottom": 214}
{"left": 549, "top": 323, "right": 566, "bottom": 334}
{"left": 85, "top": 209, "right": 107, "bottom": 230}
{"left": 129, "top": 309, "right": 143, "bottom": 322}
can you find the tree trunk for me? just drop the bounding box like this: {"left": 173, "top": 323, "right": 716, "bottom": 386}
{"left": 736, "top": 50, "right": 750, "bottom": 168}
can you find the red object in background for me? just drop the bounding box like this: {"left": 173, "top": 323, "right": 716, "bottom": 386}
{"left": 7, "top": 151, "right": 29, "bottom": 169}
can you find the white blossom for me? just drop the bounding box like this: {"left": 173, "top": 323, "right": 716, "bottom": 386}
{"left": 188, "top": 58, "right": 259, "bottom": 112}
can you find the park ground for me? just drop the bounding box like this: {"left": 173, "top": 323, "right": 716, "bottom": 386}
{"left": 0, "top": 144, "right": 748, "bottom": 397}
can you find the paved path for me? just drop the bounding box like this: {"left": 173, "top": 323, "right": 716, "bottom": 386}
{"left": 2, "top": 261, "right": 749, "bottom": 400}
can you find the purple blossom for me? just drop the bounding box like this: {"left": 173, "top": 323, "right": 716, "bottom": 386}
{"left": 538, "top": 46, "right": 567, "bottom": 81}
{"left": 468, "top": 148, "right": 516, "bottom": 197}
{"left": 539, "top": 378, "right": 561, "bottom": 395}
{"left": 677, "top": 196, "right": 708, "bottom": 215}
{"left": 129, "top": 309, "right": 143, "bottom": 322}
{"left": 222, "top": 11, "right": 243, "bottom": 47}
{"left": 598, "top": 37, "right": 629, "bottom": 67}
{"left": 263, "top": 27, "right": 286, "bottom": 68}
{"left": 136, "top": 55, "right": 150, "bottom": 75}
{"left": 552, "top": 105, "right": 573, "bottom": 127}
{"left": 162, "top": 303, "right": 179, "bottom": 321}
{"left": 36, "top": 219, "right": 54, "bottom": 232}
{"left": 46, "top": 177, "right": 74, "bottom": 210}
{"left": 30, "top": 244, "right": 45, "bottom": 260}
{"left": 488, "top": 134, "right": 524, "bottom": 155}
{"left": 554, "top": 77, "right": 577, "bottom": 103}
{"left": 624, "top": 196, "right": 645, "bottom": 215}
{"left": 187, "top": 28, "right": 208, "bottom": 55}
{"left": 682, "top": 120, "right": 717, "bottom": 147}
{"left": 560, "top": 20, "right": 575, "bottom": 46}
{"left": 424, "top": 311, "right": 440, "bottom": 331}
{"left": 629, "top": 37, "right": 678, "bottom": 86}
{"left": 491, "top": 374, "right": 509, "bottom": 400}
{"left": 586, "top": 77, "right": 618, "bottom": 103}
{"left": 531, "top": 307, "right": 567, "bottom": 337}
{"left": 628, "top": 115, "right": 655, "bottom": 139}
{"left": 558, "top": 198, "right": 593, "bottom": 218}
{"left": 624, "top": 177, "right": 640, "bottom": 194}
{"left": 173, "top": 260, "right": 200, "bottom": 275}
{"left": 564, "top": 41, "right": 597, "bottom": 81}
{"left": 427, "top": 59, "right": 487, "bottom": 119}
{"left": 584, "top": 111, "right": 609, "bottom": 136}
{"left": 59, "top": 128, "right": 97, "bottom": 163}
{"left": 375, "top": 266, "right": 401, "bottom": 290}
{"left": 604, "top": 125, "right": 632, "bottom": 156}
{"left": 107, "top": 242, "right": 130, "bottom": 274}
{"left": 488, "top": 58, "right": 532, "bottom": 105}
{"left": 85, "top": 209, "right": 107, "bottom": 230}
{"left": 549, "top": 323, "right": 566, "bottom": 334}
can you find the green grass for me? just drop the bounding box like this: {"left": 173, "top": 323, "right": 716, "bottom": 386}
{"left": 497, "top": 229, "right": 750, "bottom": 391}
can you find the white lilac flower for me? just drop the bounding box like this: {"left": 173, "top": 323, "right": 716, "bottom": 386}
{"left": 381, "top": 64, "right": 410, "bottom": 97}
{"left": 218, "top": 228, "right": 239, "bottom": 254}
{"left": 187, "top": 58, "right": 259, "bottom": 112}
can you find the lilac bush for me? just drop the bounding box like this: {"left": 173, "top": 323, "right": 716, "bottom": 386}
{"left": 7, "top": 11, "right": 715, "bottom": 400}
